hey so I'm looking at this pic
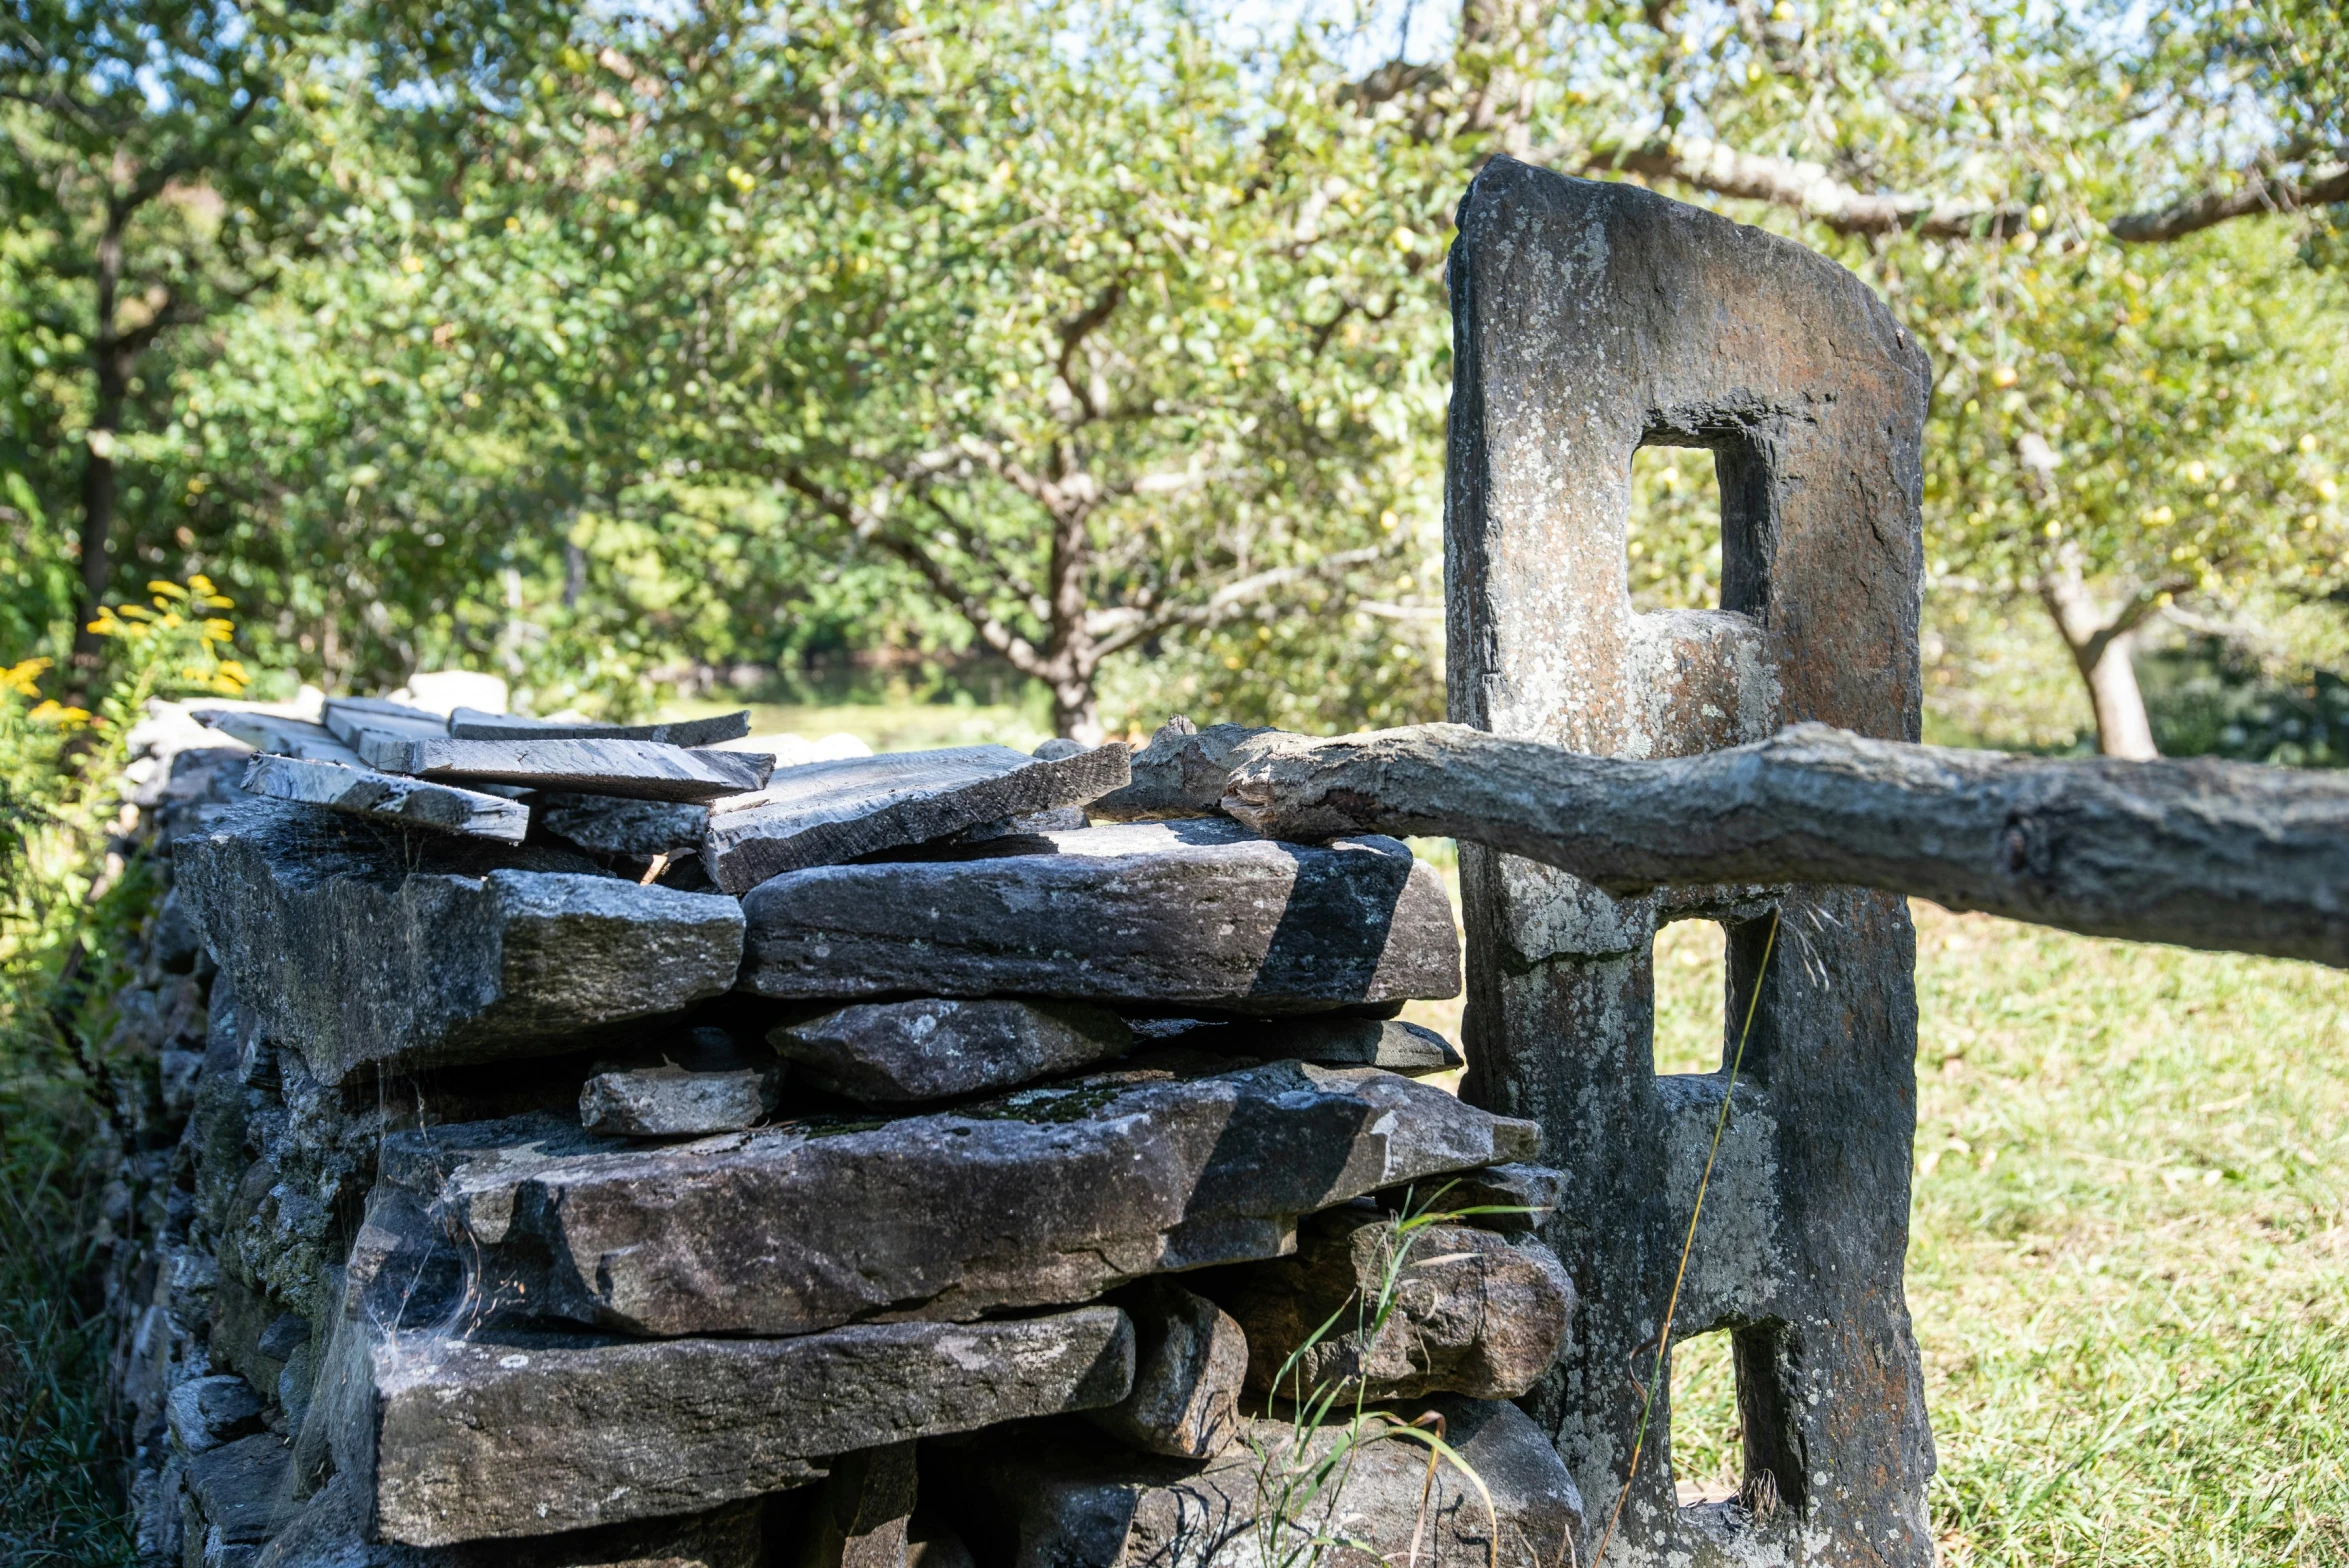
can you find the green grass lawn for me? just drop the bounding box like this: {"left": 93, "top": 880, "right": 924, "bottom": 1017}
{"left": 1664, "top": 907, "right": 2349, "bottom": 1566}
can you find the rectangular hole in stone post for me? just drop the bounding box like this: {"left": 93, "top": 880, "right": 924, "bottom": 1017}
{"left": 1628, "top": 446, "right": 1723, "bottom": 612}
{"left": 1733, "top": 1322, "right": 1808, "bottom": 1515}
{"left": 1667, "top": 1329, "right": 1741, "bottom": 1506}
{"left": 1652, "top": 918, "right": 1726, "bottom": 1076}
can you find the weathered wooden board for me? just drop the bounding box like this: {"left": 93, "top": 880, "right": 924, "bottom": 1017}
{"left": 702, "top": 743, "right": 1132, "bottom": 893}
{"left": 359, "top": 735, "right": 773, "bottom": 802}
{"left": 1225, "top": 720, "right": 2349, "bottom": 967}
{"left": 238, "top": 755, "right": 528, "bottom": 843}
{"left": 447, "top": 707, "right": 752, "bottom": 746}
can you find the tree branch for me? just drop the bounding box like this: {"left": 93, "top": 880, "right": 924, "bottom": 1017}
{"left": 1087, "top": 547, "right": 1386, "bottom": 661}
{"left": 1220, "top": 722, "right": 2349, "bottom": 967}
{"left": 1054, "top": 285, "right": 1123, "bottom": 425}
{"left": 782, "top": 468, "right": 1050, "bottom": 679}
{"left": 1571, "top": 129, "right": 2349, "bottom": 246}
{"left": 1577, "top": 135, "right": 2030, "bottom": 238}
{"left": 914, "top": 489, "right": 1050, "bottom": 626}
{"left": 2108, "top": 161, "right": 2349, "bottom": 243}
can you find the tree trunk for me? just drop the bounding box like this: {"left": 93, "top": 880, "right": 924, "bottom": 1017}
{"left": 73, "top": 216, "right": 130, "bottom": 668}
{"left": 1051, "top": 678, "right": 1104, "bottom": 747}
{"left": 1044, "top": 485, "right": 1105, "bottom": 744}
{"left": 2040, "top": 571, "right": 2159, "bottom": 760}
{"left": 74, "top": 375, "right": 122, "bottom": 661}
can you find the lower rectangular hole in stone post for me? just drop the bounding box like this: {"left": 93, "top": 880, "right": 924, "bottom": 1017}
{"left": 1628, "top": 445, "right": 1723, "bottom": 612}
{"left": 1667, "top": 1329, "right": 1741, "bottom": 1506}
{"left": 1732, "top": 1321, "right": 1808, "bottom": 1515}
{"left": 1652, "top": 918, "right": 1727, "bottom": 1076}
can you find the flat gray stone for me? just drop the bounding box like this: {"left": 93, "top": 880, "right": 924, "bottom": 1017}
{"left": 353, "top": 1319, "right": 1127, "bottom": 1545}
{"left": 192, "top": 709, "right": 365, "bottom": 766}
{"left": 798, "top": 1446, "right": 916, "bottom": 1568}
{"left": 167, "top": 1374, "right": 268, "bottom": 1455}
{"left": 1218, "top": 1015, "right": 1463, "bottom": 1076}
{"left": 448, "top": 707, "right": 752, "bottom": 746}
{"left": 240, "top": 755, "right": 529, "bottom": 843}
{"left": 380, "top": 1060, "right": 1538, "bottom": 1338}
{"left": 535, "top": 794, "right": 711, "bottom": 857}
{"left": 579, "top": 1062, "right": 779, "bottom": 1136}
{"left": 257, "top": 1477, "right": 765, "bottom": 1568}
{"left": 310, "top": 1195, "right": 1135, "bottom": 1546}
{"left": 1205, "top": 1208, "right": 1574, "bottom": 1402}
{"left": 322, "top": 696, "right": 448, "bottom": 747}
{"left": 702, "top": 744, "right": 1132, "bottom": 894}
{"left": 939, "top": 805, "right": 1088, "bottom": 845}
{"left": 360, "top": 736, "right": 773, "bottom": 803}
{"left": 930, "top": 1398, "right": 1583, "bottom": 1568}
{"left": 1380, "top": 1162, "right": 1566, "bottom": 1237}
{"left": 176, "top": 799, "right": 745, "bottom": 1083}
{"left": 187, "top": 1432, "right": 297, "bottom": 1546}
{"left": 1087, "top": 716, "right": 1272, "bottom": 821}
{"left": 740, "top": 820, "right": 1459, "bottom": 1015}
{"left": 1085, "top": 1281, "right": 1247, "bottom": 1460}
{"left": 770, "top": 999, "right": 1131, "bottom": 1103}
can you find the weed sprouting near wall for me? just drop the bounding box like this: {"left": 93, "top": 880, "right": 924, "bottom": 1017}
{"left": 1245, "top": 1185, "right": 1546, "bottom": 1568}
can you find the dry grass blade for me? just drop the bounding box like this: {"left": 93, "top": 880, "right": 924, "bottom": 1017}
{"left": 1587, "top": 911, "right": 1780, "bottom": 1564}
{"left": 1250, "top": 1189, "right": 1517, "bottom": 1568}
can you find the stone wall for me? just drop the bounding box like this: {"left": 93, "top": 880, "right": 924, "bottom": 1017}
{"left": 111, "top": 701, "right": 1585, "bottom": 1568}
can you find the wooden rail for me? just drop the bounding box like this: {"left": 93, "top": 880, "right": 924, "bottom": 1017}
{"left": 1221, "top": 722, "right": 2349, "bottom": 967}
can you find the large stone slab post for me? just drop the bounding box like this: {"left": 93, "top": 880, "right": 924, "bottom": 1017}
{"left": 1445, "top": 158, "right": 1936, "bottom": 1566}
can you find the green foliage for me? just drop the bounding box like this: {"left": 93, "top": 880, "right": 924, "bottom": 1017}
{"left": 208, "top": 0, "right": 1457, "bottom": 734}
{"left": 2139, "top": 636, "right": 2349, "bottom": 767}
{"left": 0, "top": 580, "right": 245, "bottom": 1563}
{"left": 1911, "top": 222, "right": 2349, "bottom": 619}
{"left": 12, "top": 0, "right": 2346, "bottom": 743}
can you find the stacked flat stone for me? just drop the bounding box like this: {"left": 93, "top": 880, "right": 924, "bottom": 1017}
{"left": 119, "top": 702, "right": 1583, "bottom": 1568}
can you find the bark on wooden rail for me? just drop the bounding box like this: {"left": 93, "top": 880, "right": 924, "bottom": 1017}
{"left": 1222, "top": 722, "right": 2349, "bottom": 968}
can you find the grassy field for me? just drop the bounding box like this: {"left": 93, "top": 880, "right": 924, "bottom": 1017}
{"left": 1664, "top": 908, "right": 2349, "bottom": 1566}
